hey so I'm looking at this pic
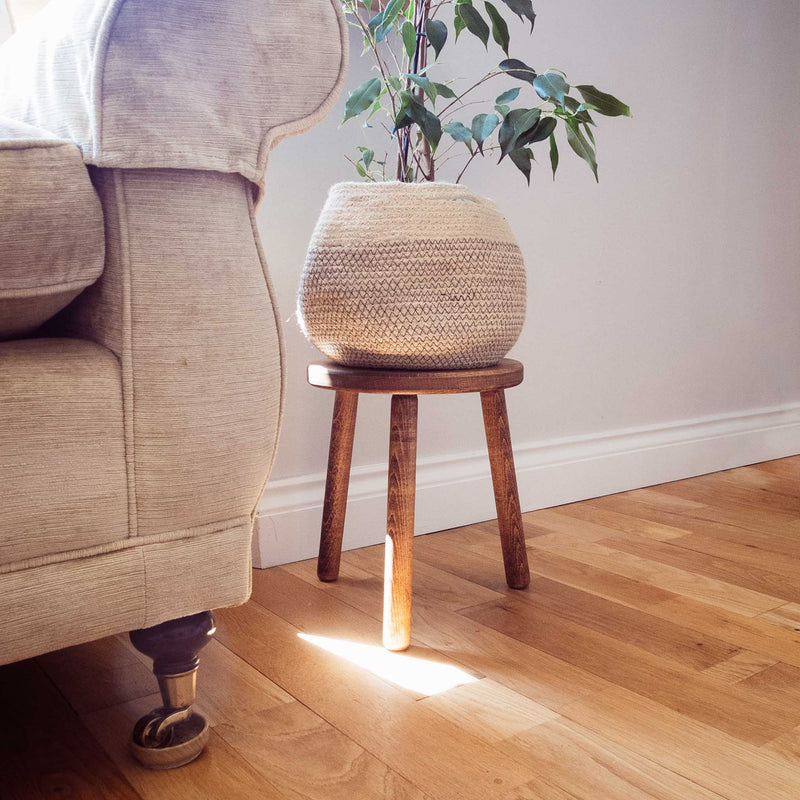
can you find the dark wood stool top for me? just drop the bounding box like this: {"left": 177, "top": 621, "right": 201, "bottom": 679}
{"left": 307, "top": 358, "right": 523, "bottom": 395}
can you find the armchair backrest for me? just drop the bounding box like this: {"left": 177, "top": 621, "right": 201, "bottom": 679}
{"left": 0, "top": 0, "right": 347, "bottom": 199}
{"left": 0, "top": 0, "right": 347, "bottom": 538}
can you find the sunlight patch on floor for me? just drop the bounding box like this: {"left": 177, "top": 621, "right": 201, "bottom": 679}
{"left": 298, "top": 633, "right": 478, "bottom": 696}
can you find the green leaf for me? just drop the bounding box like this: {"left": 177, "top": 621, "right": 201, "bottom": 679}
{"left": 386, "top": 75, "right": 403, "bottom": 92}
{"left": 425, "top": 18, "right": 448, "bottom": 58}
{"left": 393, "top": 108, "right": 414, "bottom": 131}
{"left": 498, "top": 58, "right": 536, "bottom": 84}
{"left": 499, "top": 0, "right": 536, "bottom": 31}
{"left": 400, "top": 90, "right": 442, "bottom": 151}
{"left": 496, "top": 87, "right": 520, "bottom": 104}
{"left": 405, "top": 73, "right": 438, "bottom": 104}
{"left": 498, "top": 107, "right": 542, "bottom": 159}
{"left": 444, "top": 121, "right": 473, "bottom": 145}
{"left": 454, "top": 0, "right": 472, "bottom": 39}
{"left": 484, "top": 2, "right": 510, "bottom": 55}
{"left": 362, "top": 148, "right": 374, "bottom": 170}
{"left": 366, "top": 96, "right": 383, "bottom": 120}
{"left": 517, "top": 115, "right": 556, "bottom": 147}
{"left": 583, "top": 122, "right": 595, "bottom": 146}
{"left": 497, "top": 115, "right": 516, "bottom": 159}
{"left": 564, "top": 96, "right": 595, "bottom": 125}
{"left": 343, "top": 77, "right": 382, "bottom": 123}
{"left": 534, "top": 72, "right": 570, "bottom": 107}
{"left": 549, "top": 132, "right": 558, "bottom": 180}
{"left": 565, "top": 119, "right": 598, "bottom": 181}
{"left": 354, "top": 160, "right": 367, "bottom": 178}
{"left": 513, "top": 108, "right": 541, "bottom": 135}
{"left": 457, "top": 4, "right": 490, "bottom": 48}
{"left": 508, "top": 147, "right": 533, "bottom": 184}
{"left": 433, "top": 82, "right": 457, "bottom": 99}
{"left": 575, "top": 85, "right": 632, "bottom": 117}
{"left": 368, "top": 0, "right": 404, "bottom": 42}
{"left": 471, "top": 112, "right": 499, "bottom": 151}
{"left": 495, "top": 103, "right": 510, "bottom": 116}
{"left": 401, "top": 19, "right": 417, "bottom": 60}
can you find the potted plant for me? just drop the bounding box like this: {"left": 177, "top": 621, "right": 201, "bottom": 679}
{"left": 299, "top": 0, "right": 630, "bottom": 370}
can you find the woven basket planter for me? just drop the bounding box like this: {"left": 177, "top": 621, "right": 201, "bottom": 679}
{"left": 298, "top": 181, "right": 526, "bottom": 370}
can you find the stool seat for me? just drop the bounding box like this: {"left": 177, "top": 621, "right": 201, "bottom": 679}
{"left": 308, "top": 359, "right": 524, "bottom": 395}
{"left": 309, "top": 359, "right": 530, "bottom": 651}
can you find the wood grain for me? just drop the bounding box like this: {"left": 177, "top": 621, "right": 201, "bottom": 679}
{"left": 4, "top": 456, "right": 800, "bottom": 798}
{"left": 701, "top": 650, "right": 779, "bottom": 684}
{"left": 480, "top": 389, "right": 530, "bottom": 590}
{"left": 384, "top": 394, "right": 418, "bottom": 651}
{"left": 317, "top": 390, "right": 359, "bottom": 581}
{"left": 307, "top": 358, "right": 523, "bottom": 395}
{"left": 0, "top": 661, "right": 139, "bottom": 800}
{"left": 462, "top": 595, "right": 800, "bottom": 745}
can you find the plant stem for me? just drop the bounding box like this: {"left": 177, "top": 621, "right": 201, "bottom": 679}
{"left": 455, "top": 149, "right": 479, "bottom": 183}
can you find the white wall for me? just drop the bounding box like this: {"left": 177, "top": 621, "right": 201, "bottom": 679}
{"left": 253, "top": 0, "right": 800, "bottom": 567}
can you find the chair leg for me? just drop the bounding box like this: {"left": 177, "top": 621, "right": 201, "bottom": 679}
{"left": 128, "top": 611, "right": 215, "bottom": 769}
{"left": 318, "top": 390, "right": 359, "bottom": 581}
{"left": 480, "top": 389, "right": 530, "bottom": 589}
{"left": 383, "top": 394, "right": 418, "bottom": 651}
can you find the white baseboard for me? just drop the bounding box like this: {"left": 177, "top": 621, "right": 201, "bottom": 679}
{"left": 253, "top": 402, "right": 800, "bottom": 568}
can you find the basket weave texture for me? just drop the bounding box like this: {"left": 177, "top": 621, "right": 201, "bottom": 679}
{"left": 298, "top": 181, "right": 526, "bottom": 369}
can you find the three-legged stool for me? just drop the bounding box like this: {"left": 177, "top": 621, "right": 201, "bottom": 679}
{"left": 308, "top": 358, "right": 530, "bottom": 651}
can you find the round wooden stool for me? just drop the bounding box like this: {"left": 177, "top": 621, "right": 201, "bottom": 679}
{"left": 308, "top": 359, "right": 530, "bottom": 651}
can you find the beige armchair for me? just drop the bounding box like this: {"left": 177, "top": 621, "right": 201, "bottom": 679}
{"left": 0, "top": 0, "right": 346, "bottom": 767}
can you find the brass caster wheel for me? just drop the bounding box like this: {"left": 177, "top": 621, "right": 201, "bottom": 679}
{"left": 130, "top": 707, "right": 209, "bottom": 770}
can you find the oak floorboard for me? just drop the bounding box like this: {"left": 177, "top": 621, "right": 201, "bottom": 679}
{"left": 737, "top": 661, "right": 800, "bottom": 707}
{"left": 587, "top": 490, "right": 800, "bottom": 539}
{"left": 0, "top": 660, "right": 140, "bottom": 800}
{"left": 700, "top": 650, "right": 779, "bottom": 684}
{"left": 215, "top": 597, "right": 572, "bottom": 800}
{"left": 559, "top": 685, "right": 800, "bottom": 800}
{"left": 495, "top": 575, "right": 739, "bottom": 671}
{"left": 668, "top": 532, "right": 800, "bottom": 583}
{"left": 645, "top": 595, "right": 800, "bottom": 668}
{"left": 606, "top": 533, "right": 800, "bottom": 605}
{"left": 461, "top": 594, "right": 800, "bottom": 745}
{"left": 525, "top": 539, "right": 783, "bottom": 617}
{"left": 36, "top": 635, "right": 155, "bottom": 714}
{"left": 82, "top": 694, "right": 295, "bottom": 800}
{"left": 212, "top": 700, "right": 432, "bottom": 800}
{"left": 667, "top": 471, "right": 800, "bottom": 516}
{"left": 550, "top": 502, "right": 691, "bottom": 540}
{"left": 418, "top": 677, "right": 558, "bottom": 744}
{"left": 753, "top": 456, "right": 800, "bottom": 479}
{"left": 642, "top": 480, "right": 800, "bottom": 531}
{"left": 432, "top": 543, "right": 738, "bottom": 671}
{"left": 6, "top": 456, "right": 800, "bottom": 798}
{"left": 414, "top": 526, "right": 675, "bottom": 610}
{"left": 764, "top": 726, "right": 800, "bottom": 767}
{"left": 759, "top": 602, "right": 800, "bottom": 633}
{"left": 280, "top": 553, "right": 611, "bottom": 714}
{"left": 506, "top": 718, "right": 728, "bottom": 800}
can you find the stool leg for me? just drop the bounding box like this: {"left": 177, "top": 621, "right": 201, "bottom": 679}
{"left": 317, "top": 391, "right": 359, "bottom": 582}
{"left": 383, "top": 394, "right": 418, "bottom": 651}
{"left": 480, "top": 389, "right": 530, "bottom": 589}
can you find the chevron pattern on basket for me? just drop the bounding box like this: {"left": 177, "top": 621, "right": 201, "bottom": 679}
{"left": 298, "top": 182, "right": 527, "bottom": 370}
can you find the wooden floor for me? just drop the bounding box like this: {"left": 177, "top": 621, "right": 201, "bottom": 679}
{"left": 3, "top": 458, "right": 800, "bottom": 799}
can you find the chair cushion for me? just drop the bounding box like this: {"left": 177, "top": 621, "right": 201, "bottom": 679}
{"left": 0, "top": 337, "right": 128, "bottom": 565}
{"left": 0, "top": 117, "right": 104, "bottom": 339}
